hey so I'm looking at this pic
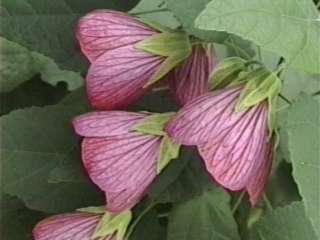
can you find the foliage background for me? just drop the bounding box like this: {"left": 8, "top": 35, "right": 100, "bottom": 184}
{"left": 0, "top": 0, "right": 319, "bottom": 239}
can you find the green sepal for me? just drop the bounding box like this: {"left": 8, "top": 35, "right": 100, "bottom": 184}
{"left": 135, "top": 31, "right": 192, "bottom": 86}
{"left": 247, "top": 208, "right": 264, "bottom": 229}
{"left": 131, "top": 112, "right": 175, "bottom": 136}
{"left": 235, "top": 69, "right": 281, "bottom": 111}
{"left": 91, "top": 210, "right": 132, "bottom": 240}
{"left": 157, "top": 135, "right": 181, "bottom": 173}
{"left": 77, "top": 206, "right": 106, "bottom": 214}
{"left": 208, "top": 57, "right": 247, "bottom": 90}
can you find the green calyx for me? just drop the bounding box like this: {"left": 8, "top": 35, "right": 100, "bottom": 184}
{"left": 132, "top": 112, "right": 181, "bottom": 173}
{"left": 208, "top": 57, "right": 247, "bottom": 90}
{"left": 131, "top": 112, "right": 175, "bottom": 136}
{"left": 77, "top": 206, "right": 106, "bottom": 214}
{"left": 235, "top": 66, "right": 282, "bottom": 133}
{"left": 157, "top": 136, "right": 181, "bottom": 173}
{"left": 135, "top": 31, "right": 192, "bottom": 86}
{"left": 91, "top": 210, "right": 132, "bottom": 240}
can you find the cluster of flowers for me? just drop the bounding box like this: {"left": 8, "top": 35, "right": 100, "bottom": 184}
{"left": 33, "top": 10, "right": 276, "bottom": 240}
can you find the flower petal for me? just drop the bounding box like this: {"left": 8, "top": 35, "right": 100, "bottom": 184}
{"left": 86, "top": 45, "right": 164, "bottom": 109}
{"left": 76, "top": 10, "right": 157, "bottom": 62}
{"left": 33, "top": 212, "right": 113, "bottom": 240}
{"left": 82, "top": 134, "right": 161, "bottom": 212}
{"left": 168, "top": 44, "right": 217, "bottom": 105}
{"left": 198, "top": 103, "right": 269, "bottom": 191}
{"left": 246, "top": 140, "right": 273, "bottom": 205}
{"left": 73, "top": 111, "right": 148, "bottom": 137}
{"left": 165, "top": 86, "right": 243, "bottom": 145}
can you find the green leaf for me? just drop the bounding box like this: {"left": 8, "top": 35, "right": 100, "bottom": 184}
{"left": 249, "top": 202, "right": 318, "bottom": 240}
{"left": 0, "top": 104, "right": 104, "bottom": 213}
{"left": 129, "top": 209, "right": 166, "bottom": 240}
{"left": 165, "top": 0, "right": 229, "bottom": 43}
{"left": 0, "top": 194, "right": 46, "bottom": 240}
{"left": 285, "top": 94, "right": 320, "bottom": 237}
{"left": 148, "top": 148, "right": 213, "bottom": 203}
{"left": 0, "top": 37, "right": 83, "bottom": 92}
{"left": 130, "top": 0, "right": 180, "bottom": 29}
{"left": 92, "top": 210, "right": 132, "bottom": 240}
{"left": 209, "top": 57, "right": 247, "bottom": 89}
{"left": 167, "top": 188, "right": 240, "bottom": 240}
{"left": 0, "top": 0, "right": 139, "bottom": 71}
{"left": 0, "top": 77, "right": 68, "bottom": 116}
{"left": 157, "top": 136, "right": 181, "bottom": 173}
{"left": 196, "top": 0, "right": 320, "bottom": 74}
{"left": 132, "top": 112, "right": 175, "bottom": 136}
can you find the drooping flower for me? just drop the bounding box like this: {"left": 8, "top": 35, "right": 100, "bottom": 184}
{"left": 33, "top": 212, "right": 114, "bottom": 240}
{"left": 73, "top": 111, "right": 179, "bottom": 212}
{"left": 168, "top": 44, "right": 217, "bottom": 105}
{"left": 165, "top": 86, "right": 273, "bottom": 204}
{"left": 76, "top": 10, "right": 191, "bottom": 110}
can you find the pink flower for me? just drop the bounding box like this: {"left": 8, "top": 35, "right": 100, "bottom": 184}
{"left": 76, "top": 10, "right": 165, "bottom": 109}
{"left": 165, "top": 86, "right": 273, "bottom": 204}
{"left": 33, "top": 212, "right": 114, "bottom": 240}
{"left": 168, "top": 44, "right": 217, "bottom": 105}
{"left": 73, "top": 111, "right": 161, "bottom": 212}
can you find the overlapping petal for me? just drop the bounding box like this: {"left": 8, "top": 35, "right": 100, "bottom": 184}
{"left": 73, "top": 111, "right": 162, "bottom": 212}
{"left": 165, "top": 86, "right": 243, "bottom": 145}
{"left": 86, "top": 45, "right": 165, "bottom": 109}
{"left": 76, "top": 10, "right": 157, "bottom": 62}
{"left": 168, "top": 44, "right": 217, "bottom": 105}
{"left": 73, "top": 111, "right": 148, "bottom": 137}
{"left": 33, "top": 212, "right": 113, "bottom": 240}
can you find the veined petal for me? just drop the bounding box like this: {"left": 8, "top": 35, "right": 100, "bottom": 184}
{"left": 33, "top": 212, "right": 113, "bottom": 240}
{"left": 168, "top": 44, "right": 217, "bottom": 105}
{"left": 76, "top": 10, "right": 157, "bottom": 62}
{"left": 82, "top": 134, "right": 161, "bottom": 212}
{"left": 198, "top": 103, "right": 269, "bottom": 191}
{"left": 86, "top": 45, "right": 165, "bottom": 109}
{"left": 246, "top": 140, "right": 273, "bottom": 205}
{"left": 73, "top": 111, "right": 148, "bottom": 137}
{"left": 165, "top": 86, "right": 243, "bottom": 145}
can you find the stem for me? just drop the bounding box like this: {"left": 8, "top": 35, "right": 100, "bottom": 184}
{"left": 124, "top": 203, "right": 155, "bottom": 240}
{"left": 279, "top": 93, "right": 292, "bottom": 105}
{"left": 231, "top": 192, "right": 245, "bottom": 214}
{"left": 131, "top": 8, "right": 169, "bottom": 16}
{"left": 263, "top": 193, "right": 273, "bottom": 211}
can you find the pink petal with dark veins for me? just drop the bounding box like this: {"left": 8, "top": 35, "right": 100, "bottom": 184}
{"left": 76, "top": 10, "right": 157, "bottom": 62}
{"left": 198, "top": 103, "right": 269, "bottom": 191}
{"left": 165, "top": 86, "right": 243, "bottom": 145}
{"left": 82, "top": 134, "right": 161, "bottom": 212}
{"left": 168, "top": 45, "right": 217, "bottom": 105}
{"left": 73, "top": 111, "right": 148, "bottom": 137}
{"left": 33, "top": 212, "right": 113, "bottom": 240}
{"left": 246, "top": 140, "right": 273, "bottom": 205}
{"left": 86, "top": 45, "right": 165, "bottom": 109}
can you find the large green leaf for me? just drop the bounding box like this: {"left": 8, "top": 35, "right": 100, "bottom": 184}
{"left": 130, "top": 0, "right": 179, "bottom": 28}
{"left": 167, "top": 187, "right": 240, "bottom": 240}
{"left": 0, "top": 0, "right": 139, "bottom": 71}
{"left": 249, "top": 202, "right": 318, "bottom": 240}
{"left": 285, "top": 94, "right": 320, "bottom": 237}
{"left": 0, "top": 37, "right": 83, "bottom": 92}
{"left": 0, "top": 194, "right": 46, "bottom": 240}
{"left": 0, "top": 104, "right": 104, "bottom": 213}
{"left": 196, "top": 0, "right": 320, "bottom": 74}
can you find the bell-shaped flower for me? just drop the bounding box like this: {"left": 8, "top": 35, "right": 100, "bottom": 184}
{"left": 73, "top": 111, "right": 179, "bottom": 212}
{"left": 76, "top": 10, "right": 191, "bottom": 110}
{"left": 165, "top": 86, "right": 273, "bottom": 204}
{"left": 33, "top": 212, "right": 113, "bottom": 240}
{"left": 168, "top": 44, "right": 217, "bottom": 105}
